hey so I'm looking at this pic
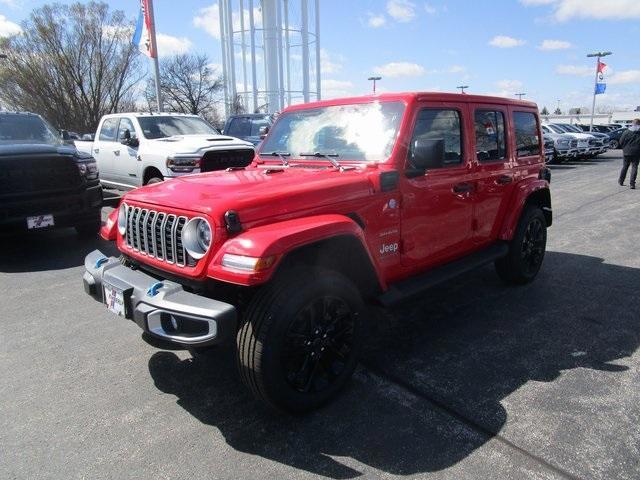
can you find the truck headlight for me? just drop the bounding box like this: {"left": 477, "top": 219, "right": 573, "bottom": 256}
{"left": 118, "top": 203, "right": 128, "bottom": 236}
{"left": 183, "top": 217, "right": 212, "bottom": 259}
{"left": 78, "top": 160, "right": 99, "bottom": 180}
{"left": 555, "top": 139, "right": 569, "bottom": 147}
{"left": 166, "top": 155, "right": 202, "bottom": 173}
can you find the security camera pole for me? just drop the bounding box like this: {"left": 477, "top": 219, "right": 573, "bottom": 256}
{"left": 368, "top": 76, "right": 381, "bottom": 94}
{"left": 587, "top": 51, "right": 612, "bottom": 132}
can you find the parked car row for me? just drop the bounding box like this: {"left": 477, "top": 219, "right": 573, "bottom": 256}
{"left": 542, "top": 122, "right": 613, "bottom": 163}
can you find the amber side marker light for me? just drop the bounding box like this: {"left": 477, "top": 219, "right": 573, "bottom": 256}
{"left": 221, "top": 254, "right": 276, "bottom": 271}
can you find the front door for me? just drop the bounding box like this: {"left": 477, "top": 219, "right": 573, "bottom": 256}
{"left": 93, "top": 117, "right": 120, "bottom": 183}
{"left": 114, "top": 117, "right": 140, "bottom": 187}
{"left": 400, "top": 104, "right": 475, "bottom": 271}
{"left": 471, "top": 105, "right": 515, "bottom": 245}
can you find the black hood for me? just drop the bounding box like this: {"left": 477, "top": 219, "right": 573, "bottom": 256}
{"left": 0, "top": 143, "right": 83, "bottom": 158}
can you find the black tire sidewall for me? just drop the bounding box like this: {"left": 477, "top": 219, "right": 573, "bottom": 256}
{"left": 509, "top": 206, "right": 547, "bottom": 282}
{"left": 244, "top": 269, "right": 364, "bottom": 412}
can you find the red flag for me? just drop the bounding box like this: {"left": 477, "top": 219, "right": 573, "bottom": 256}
{"left": 597, "top": 61, "right": 607, "bottom": 74}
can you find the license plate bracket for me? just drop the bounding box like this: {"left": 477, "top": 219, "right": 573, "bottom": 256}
{"left": 103, "top": 282, "right": 132, "bottom": 318}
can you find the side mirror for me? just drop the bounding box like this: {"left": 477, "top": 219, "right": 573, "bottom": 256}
{"left": 407, "top": 138, "right": 445, "bottom": 177}
{"left": 259, "top": 125, "right": 269, "bottom": 139}
{"left": 61, "top": 129, "right": 70, "bottom": 140}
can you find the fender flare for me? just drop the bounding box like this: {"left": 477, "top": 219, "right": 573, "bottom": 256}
{"left": 100, "top": 207, "right": 118, "bottom": 241}
{"left": 207, "top": 214, "right": 384, "bottom": 287}
{"left": 499, "top": 180, "right": 551, "bottom": 240}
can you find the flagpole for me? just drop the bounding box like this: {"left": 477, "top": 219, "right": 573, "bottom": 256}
{"left": 146, "top": 0, "right": 163, "bottom": 112}
{"left": 587, "top": 51, "right": 612, "bottom": 132}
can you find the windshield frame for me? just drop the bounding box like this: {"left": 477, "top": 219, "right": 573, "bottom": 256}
{"left": 0, "top": 113, "right": 63, "bottom": 146}
{"left": 137, "top": 115, "right": 219, "bottom": 140}
{"left": 258, "top": 100, "right": 407, "bottom": 164}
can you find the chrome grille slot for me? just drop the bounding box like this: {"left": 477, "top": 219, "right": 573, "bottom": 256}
{"left": 123, "top": 207, "right": 193, "bottom": 267}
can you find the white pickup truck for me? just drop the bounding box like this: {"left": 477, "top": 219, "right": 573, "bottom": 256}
{"left": 75, "top": 112, "right": 254, "bottom": 190}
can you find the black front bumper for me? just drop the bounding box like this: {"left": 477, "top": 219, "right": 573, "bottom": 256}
{"left": 0, "top": 184, "right": 103, "bottom": 231}
{"left": 83, "top": 250, "right": 237, "bottom": 347}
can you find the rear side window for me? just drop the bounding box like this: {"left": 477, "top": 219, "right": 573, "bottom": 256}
{"left": 411, "top": 109, "right": 463, "bottom": 166}
{"left": 99, "top": 118, "right": 119, "bottom": 142}
{"left": 474, "top": 110, "right": 506, "bottom": 162}
{"left": 513, "top": 112, "right": 540, "bottom": 157}
{"left": 226, "top": 117, "right": 251, "bottom": 137}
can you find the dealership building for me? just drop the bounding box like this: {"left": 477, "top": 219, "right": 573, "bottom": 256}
{"left": 541, "top": 110, "right": 639, "bottom": 126}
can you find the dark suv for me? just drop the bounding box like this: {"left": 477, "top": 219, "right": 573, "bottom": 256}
{"left": 0, "top": 112, "right": 103, "bottom": 236}
{"left": 223, "top": 113, "right": 275, "bottom": 146}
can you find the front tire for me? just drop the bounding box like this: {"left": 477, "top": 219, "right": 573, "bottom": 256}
{"left": 237, "top": 268, "right": 364, "bottom": 412}
{"left": 495, "top": 206, "right": 547, "bottom": 285}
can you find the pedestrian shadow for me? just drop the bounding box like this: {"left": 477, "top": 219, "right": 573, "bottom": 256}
{"left": 0, "top": 227, "right": 117, "bottom": 273}
{"left": 147, "top": 251, "right": 639, "bottom": 478}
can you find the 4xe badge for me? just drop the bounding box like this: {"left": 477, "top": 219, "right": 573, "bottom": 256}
{"left": 379, "top": 242, "right": 399, "bottom": 256}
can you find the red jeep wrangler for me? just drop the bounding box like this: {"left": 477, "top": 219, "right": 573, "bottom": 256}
{"left": 84, "top": 93, "right": 551, "bottom": 412}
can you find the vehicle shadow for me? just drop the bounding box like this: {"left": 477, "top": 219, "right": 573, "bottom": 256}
{"left": 147, "top": 251, "right": 639, "bottom": 478}
{"left": 0, "top": 228, "right": 117, "bottom": 273}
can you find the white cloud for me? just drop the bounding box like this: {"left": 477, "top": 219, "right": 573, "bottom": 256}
{"left": 193, "top": 3, "right": 261, "bottom": 40}
{"left": 424, "top": 3, "right": 437, "bottom": 14}
{"left": 496, "top": 79, "right": 524, "bottom": 91}
{"left": 488, "top": 35, "right": 526, "bottom": 48}
{"left": 521, "top": 0, "right": 640, "bottom": 21}
{"left": 322, "top": 79, "right": 355, "bottom": 99}
{"left": 556, "top": 64, "right": 593, "bottom": 76}
{"left": 609, "top": 70, "right": 640, "bottom": 85}
{"left": 0, "top": 15, "right": 21, "bottom": 38}
{"left": 519, "top": 0, "right": 556, "bottom": 5}
{"left": 373, "top": 61, "right": 425, "bottom": 78}
{"left": 386, "top": 0, "right": 416, "bottom": 22}
{"left": 155, "top": 34, "right": 192, "bottom": 56}
{"left": 367, "top": 13, "right": 386, "bottom": 28}
{"left": 539, "top": 39, "right": 572, "bottom": 50}
{"left": 448, "top": 65, "right": 467, "bottom": 74}
{"left": 320, "top": 49, "right": 343, "bottom": 74}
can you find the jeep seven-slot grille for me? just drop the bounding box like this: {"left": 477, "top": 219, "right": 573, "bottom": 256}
{"left": 124, "top": 206, "right": 196, "bottom": 267}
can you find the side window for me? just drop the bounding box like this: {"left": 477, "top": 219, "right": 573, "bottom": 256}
{"left": 250, "top": 117, "right": 270, "bottom": 136}
{"left": 513, "top": 112, "right": 541, "bottom": 157}
{"left": 474, "top": 110, "right": 506, "bottom": 162}
{"left": 98, "top": 118, "right": 119, "bottom": 142}
{"left": 117, "top": 118, "right": 136, "bottom": 141}
{"left": 410, "top": 109, "right": 463, "bottom": 167}
{"left": 226, "top": 117, "right": 251, "bottom": 137}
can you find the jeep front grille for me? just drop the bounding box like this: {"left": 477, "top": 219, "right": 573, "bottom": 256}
{"left": 124, "top": 206, "right": 195, "bottom": 267}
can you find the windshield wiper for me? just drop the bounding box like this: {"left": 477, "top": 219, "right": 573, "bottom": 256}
{"left": 299, "top": 151, "right": 341, "bottom": 169}
{"left": 261, "top": 151, "right": 290, "bottom": 166}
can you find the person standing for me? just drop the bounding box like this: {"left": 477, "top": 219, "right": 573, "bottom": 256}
{"left": 618, "top": 118, "right": 640, "bottom": 189}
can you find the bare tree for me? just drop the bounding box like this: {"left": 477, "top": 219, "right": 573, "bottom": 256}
{"left": 145, "top": 53, "right": 224, "bottom": 126}
{"left": 0, "top": 2, "right": 142, "bottom": 133}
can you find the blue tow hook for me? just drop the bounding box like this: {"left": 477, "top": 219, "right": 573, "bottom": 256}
{"left": 147, "top": 282, "right": 164, "bottom": 297}
{"left": 95, "top": 257, "right": 109, "bottom": 269}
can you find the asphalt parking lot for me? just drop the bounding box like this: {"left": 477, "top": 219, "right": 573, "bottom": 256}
{"left": 1, "top": 150, "right": 638, "bottom": 480}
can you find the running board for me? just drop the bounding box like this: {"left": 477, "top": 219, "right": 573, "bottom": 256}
{"left": 378, "top": 242, "right": 509, "bottom": 307}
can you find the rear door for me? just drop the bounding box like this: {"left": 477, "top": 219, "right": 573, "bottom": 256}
{"left": 93, "top": 117, "right": 120, "bottom": 183}
{"left": 400, "top": 103, "right": 475, "bottom": 271}
{"left": 471, "top": 105, "right": 515, "bottom": 245}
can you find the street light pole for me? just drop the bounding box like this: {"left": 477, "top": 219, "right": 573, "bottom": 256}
{"left": 515, "top": 92, "right": 526, "bottom": 100}
{"left": 368, "top": 76, "right": 381, "bottom": 94}
{"left": 457, "top": 85, "right": 469, "bottom": 94}
{"left": 587, "top": 51, "right": 612, "bottom": 132}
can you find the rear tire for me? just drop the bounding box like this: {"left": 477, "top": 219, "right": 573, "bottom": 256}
{"left": 236, "top": 267, "right": 364, "bottom": 412}
{"left": 495, "top": 206, "right": 547, "bottom": 285}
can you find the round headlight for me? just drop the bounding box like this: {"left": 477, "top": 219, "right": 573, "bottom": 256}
{"left": 183, "top": 217, "right": 212, "bottom": 260}
{"left": 118, "top": 203, "right": 128, "bottom": 236}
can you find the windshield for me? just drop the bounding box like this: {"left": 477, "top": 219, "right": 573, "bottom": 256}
{"left": 138, "top": 116, "right": 218, "bottom": 139}
{"left": 260, "top": 101, "right": 406, "bottom": 162}
{"left": 561, "top": 124, "right": 582, "bottom": 133}
{"left": 0, "top": 114, "right": 61, "bottom": 145}
{"left": 547, "top": 124, "right": 566, "bottom": 134}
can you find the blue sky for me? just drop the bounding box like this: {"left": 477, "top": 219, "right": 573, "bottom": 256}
{"left": 1, "top": 0, "right": 639, "bottom": 112}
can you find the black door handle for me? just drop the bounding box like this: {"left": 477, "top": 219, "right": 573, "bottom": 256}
{"left": 496, "top": 175, "right": 513, "bottom": 185}
{"left": 453, "top": 182, "right": 473, "bottom": 193}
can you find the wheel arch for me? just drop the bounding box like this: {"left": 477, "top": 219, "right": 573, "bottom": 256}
{"left": 143, "top": 166, "right": 164, "bottom": 185}
{"left": 499, "top": 182, "right": 552, "bottom": 240}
